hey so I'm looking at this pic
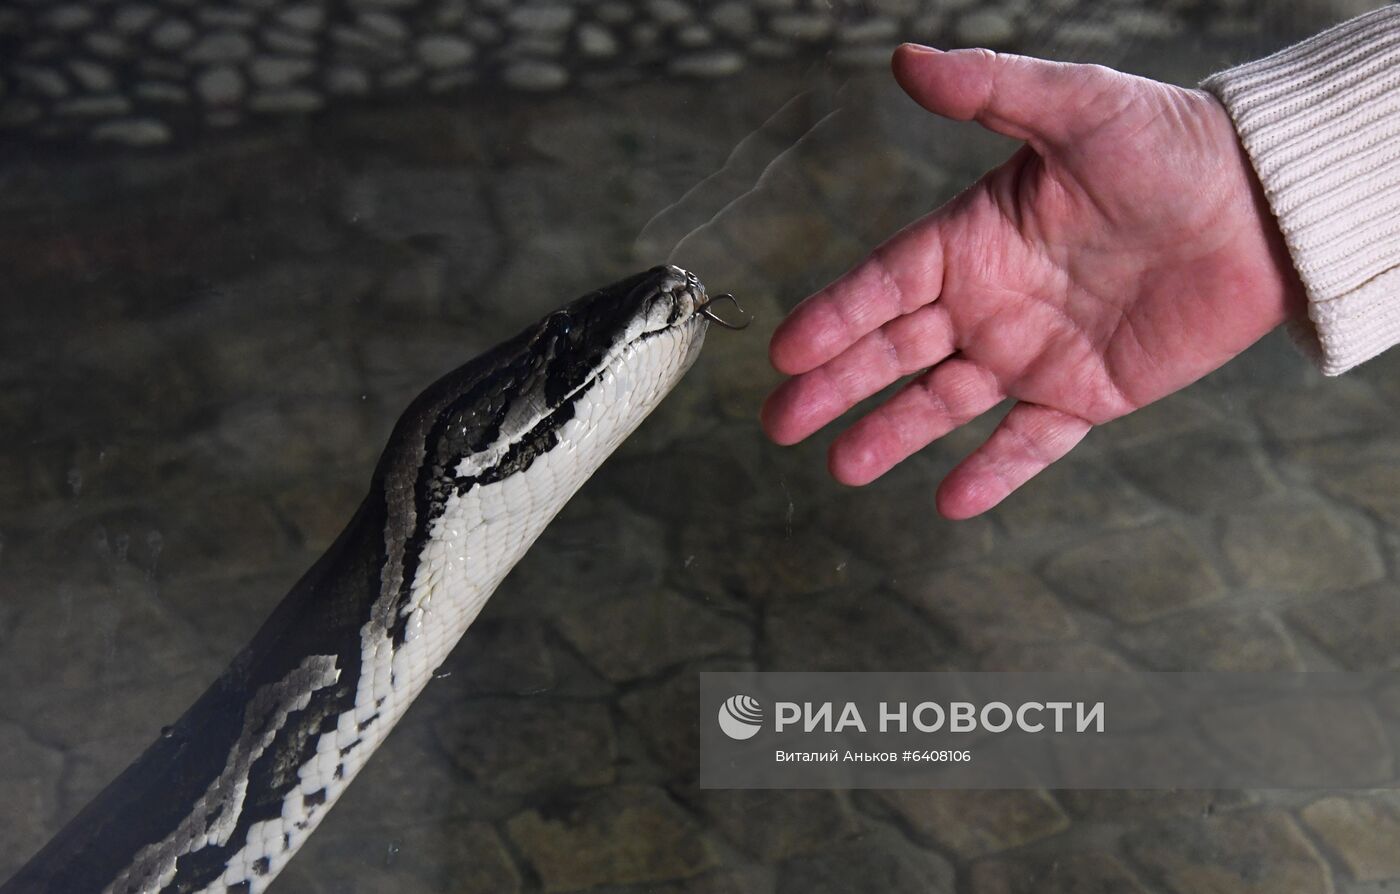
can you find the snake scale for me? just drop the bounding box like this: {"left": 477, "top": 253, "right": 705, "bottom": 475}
{"left": 2, "top": 266, "right": 731, "bottom": 894}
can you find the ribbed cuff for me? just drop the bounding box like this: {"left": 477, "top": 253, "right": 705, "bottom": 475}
{"left": 1203, "top": 5, "right": 1400, "bottom": 375}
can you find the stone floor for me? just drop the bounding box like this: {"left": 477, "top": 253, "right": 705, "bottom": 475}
{"left": 4, "top": 13, "right": 1400, "bottom": 894}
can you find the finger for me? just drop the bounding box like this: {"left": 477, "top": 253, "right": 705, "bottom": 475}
{"left": 891, "top": 45, "right": 1116, "bottom": 148}
{"left": 828, "top": 358, "right": 1004, "bottom": 486}
{"left": 770, "top": 219, "right": 946, "bottom": 376}
{"left": 936, "top": 402, "right": 1092, "bottom": 519}
{"left": 762, "top": 304, "right": 956, "bottom": 445}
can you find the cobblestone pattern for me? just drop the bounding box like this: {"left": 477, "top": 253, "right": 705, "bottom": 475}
{"left": 0, "top": 0, "right": 1363, "bottom": 147}
{"left": 2, "top": 9, "right": 1400, "bottom": 894}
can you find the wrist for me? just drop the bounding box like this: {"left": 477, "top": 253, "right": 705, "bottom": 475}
{"left": 1229, "top": 100, "right": 1309, "bottom": 330}
{"left": 1198, "top": 90, "right": 1309, "bottom": 337}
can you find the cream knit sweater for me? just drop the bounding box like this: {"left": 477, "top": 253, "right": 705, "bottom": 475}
{"left": 1203, "top": 5, "right": 1400, "bottom": 375}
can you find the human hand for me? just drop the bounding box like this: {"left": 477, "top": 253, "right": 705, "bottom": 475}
{"left": 762, "top": 46, "right": 1305, "bottom": 519}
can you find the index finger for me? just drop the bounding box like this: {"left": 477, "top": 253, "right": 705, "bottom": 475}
{"left": 769, "top": 218, "right": 946, "bottom": 376}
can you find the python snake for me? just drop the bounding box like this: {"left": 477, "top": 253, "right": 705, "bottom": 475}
{"left": 3, "top": 265, "right": 733, "bottom": 894}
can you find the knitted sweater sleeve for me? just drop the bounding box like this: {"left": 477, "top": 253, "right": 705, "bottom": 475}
{"left": 1202, "top": 5, "right": 1400, "bottom": 375}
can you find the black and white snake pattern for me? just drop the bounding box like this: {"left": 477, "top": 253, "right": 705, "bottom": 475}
{"left": 2, "top": 266, "right": 715, "bottom": 894}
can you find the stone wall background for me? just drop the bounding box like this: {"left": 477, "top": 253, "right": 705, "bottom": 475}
{"left": 0, "top": 0, "right": 1387, "bottom": 146}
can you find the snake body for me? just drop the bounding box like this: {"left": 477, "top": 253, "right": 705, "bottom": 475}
{"left": 2, "top": 266, "right": 713, "bottom": 894}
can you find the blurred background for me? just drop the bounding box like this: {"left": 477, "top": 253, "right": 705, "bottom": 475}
{"left": 3, "top": 0, "right": 1400, "bottom": 891}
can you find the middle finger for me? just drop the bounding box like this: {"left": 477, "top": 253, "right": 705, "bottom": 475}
{"left": 761, "top": 303, "right": 957, "bottom": 445}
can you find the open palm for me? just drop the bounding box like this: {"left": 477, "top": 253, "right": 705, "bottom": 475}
{"left": 762, "top": 46, "right": 1304, "bottom": 518}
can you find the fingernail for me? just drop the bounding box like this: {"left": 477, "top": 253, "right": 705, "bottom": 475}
{"left": 898, "top": 43, "right": 941, "bottom": 55}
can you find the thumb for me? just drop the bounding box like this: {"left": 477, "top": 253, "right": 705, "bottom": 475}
{"left": 892, "top": 45, "right": 1115, "bottom": 148}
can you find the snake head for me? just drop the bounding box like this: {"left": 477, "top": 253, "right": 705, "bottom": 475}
{"left": 379, "top": 266, "right": 715, "bottom": 517}
{"left": 548, "top": 264, "right": 709, "bottom": 357}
